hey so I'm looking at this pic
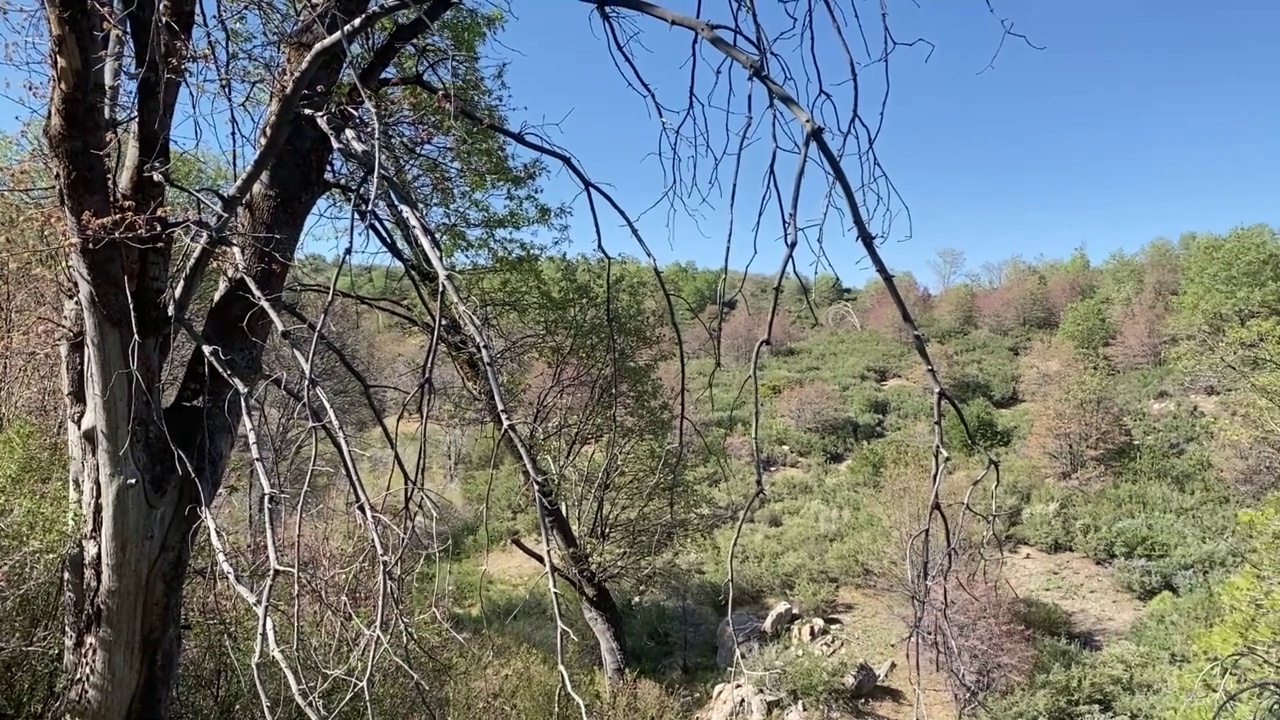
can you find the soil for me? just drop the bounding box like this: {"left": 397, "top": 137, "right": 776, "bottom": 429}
{"left": 998, "top": 544, "right": 1146, "bottom": 648}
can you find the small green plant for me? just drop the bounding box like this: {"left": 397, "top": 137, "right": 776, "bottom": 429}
{"left": 779, "top": 652, "right": 850, "bottom": 704}
{"left": 1015, "top": 598, "right": 1074, "bottom": 640}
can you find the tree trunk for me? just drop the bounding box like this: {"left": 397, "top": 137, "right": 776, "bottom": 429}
{"left": 57, "top": 286, "right": 201, "bottom": 719}
{"left": 36, "top": 0, "right": 428, "bottom": 706}
{"left": 580, "top": 581, "right": 629, "bottom": 686}
{"left": 434, "top": 308, "right": 632, "bottom": 684}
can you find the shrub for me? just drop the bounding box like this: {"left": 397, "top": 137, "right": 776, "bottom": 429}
{"left": 944, "top": 398, "right": 1014, "bottom": 456}
{"left": 924, "top": 578, "right": 1036, "bottom": 709}
{"left": 982, "top": 639, "right": 1174, "bottom": 720}
{"left": 936, "top": 331, "right": 1020, "bottom": 407}
{"left": 775, "top": 382, "right": 852, "bottom": 437}
{"left": 1015, "top": 598, "right": 1075, "bottom": 640}
{"left": 1058, "top": 296, "right": 1114, "bottom": 353}
{"left": 1014, "top": 496, "right": 1077, "bottom": 553}
{"left": 1021, "top": 341, "right": 1131, "bottom": 483}
{"left": 778, "top": 651, "right": 851, "bottom": 704}
{"left": 0, "top": 421, "right": 67, "bottom": 718}
{"left": 718, "top": 307, "right": 802, "bottom": 364}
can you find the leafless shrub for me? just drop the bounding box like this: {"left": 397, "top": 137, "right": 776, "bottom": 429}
{"left": 775, "top": 382, "right": 850, "bottom": 437}
{"left": 1021, "top": 339, "right": 1131, "bottom": 483}
{"left": 718, "top": 308, "right": 801, "bottom": 365}
{"left": 918, "top": 575, "right": 1035, "bottom": 710}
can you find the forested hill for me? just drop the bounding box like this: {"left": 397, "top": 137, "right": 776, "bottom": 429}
{"left": 8, "top": 218, "right": 1280, "bottom": 718}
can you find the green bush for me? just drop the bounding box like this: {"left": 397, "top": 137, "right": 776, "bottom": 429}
{"left": 944, "top": 398, "right": 1014, "bottom": 456}
{"left": 0, "top": 421, "right": 67, "bottom": 718}
{"left": 778, "top": 651, "right": 851, "bottom": 704}
{"left": 1012, "top": 484, "right": 1077, "bottom": 553}
{"left": 983, "top": 639, "right": 1173, "bottom": 720}
{"left": 941, "top": 331, "right": 1021, "bottom": 407}
{"left": 1016, "top": 598, "right": 1074, "bottom": 640}
{"left": 1058, "top": 297, "right": 1114, "bottom": 353}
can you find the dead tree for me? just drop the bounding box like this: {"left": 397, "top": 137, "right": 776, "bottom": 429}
{"left": 38, "top": 0, "right": 460, "bottom": 716}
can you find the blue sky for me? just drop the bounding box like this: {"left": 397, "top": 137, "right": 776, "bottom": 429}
{"left": 3, "top": 1, "right": 1277, "bottom": 288}
{"left": 492, "top": 0, "right": 1280, "bottom": 286}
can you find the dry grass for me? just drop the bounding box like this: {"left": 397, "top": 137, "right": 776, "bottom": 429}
{"left": 999, "top": 544, "right": 1146, "bottom": 647}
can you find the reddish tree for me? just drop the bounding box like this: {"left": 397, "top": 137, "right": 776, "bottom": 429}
{"left": 717, "top": 307, "right": 802, "bottom": 364}
{"left": 1021, "top": 340, "right": 1131, "bottom": 482}
{"left": 976, "top": 269, "right": 1053, "bottom": 333}
{"left": 861, "top": 274, "right": 932, "bottom": 342}
{"left": 1046, "top": 270, "right": 1093, "bottom": 324}
{"left": 1106, "top": 287, "right": 1171, "bottom": 371}
{"left": 775, "top": 382, "right": 850, "bottom": 436}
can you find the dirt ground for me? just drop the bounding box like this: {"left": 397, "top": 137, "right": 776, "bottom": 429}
{"left": 474, "top": 541, "right": 1145, "bottom": 719}
{"left": 998, "top": 544, "right": 1146, "bottom": 647}
{"left": 824, "top": 543, "right": 1147, "bottom": 720}
{"left": 831, "top": 587, "right": 960, "bottom": 720}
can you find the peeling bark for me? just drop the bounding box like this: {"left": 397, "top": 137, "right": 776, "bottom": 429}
{"left": 39, "top": 0, "right": 437, "bottom": 713}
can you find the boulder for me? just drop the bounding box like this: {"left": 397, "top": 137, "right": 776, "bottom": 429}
{"left": 716, "top": 612, "right": 764, "bottom": 668}
{"left": 812, "top": 633, "right": 847, "bottom": 657}
{"left": 696, "top": 681, "right": 780, "bottom": 720}
{"left": 844, "top": 660, "right": 879, "bottom": 697}
{"left": 763, "top": 601, "right": 797, "bottom": 636}
{"left": 790, "top": 617, "right": 827, "bottom": 645}
{"left": 782, "top": 700, "right": 811, "bottom": 720}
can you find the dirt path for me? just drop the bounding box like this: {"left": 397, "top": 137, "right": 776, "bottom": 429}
{"left": 826, "top": 546, "right": 1146, "bottom": 719}
{"left": 999, "top": 544, "right": 1146, "bottom": 647}
{"left": 831, "top": 588, "right": 957, "bottom": 720}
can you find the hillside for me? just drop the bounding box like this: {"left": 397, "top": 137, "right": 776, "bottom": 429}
{"left": 6, "top": 218, "right": 1280, "bottom": 718}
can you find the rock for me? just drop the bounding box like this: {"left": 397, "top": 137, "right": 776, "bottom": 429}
{"left": 696, "top": 681, "right": 780, "bottom": 720}
{"left": 790, "top": 617, "right": 827, "bottom": 645}
{"left": 813, "top": 634, "right": 847, "bottom": 657}
{"left": 716, "top": 612, "right": 764, "bottom": 668}
{"left": 763, "top": 601, "right": 797, "bottom": 636}
{"left": 844, "top": 660, "right": 879, "bottom": 697}
{"left": 875, "top": 658, "right": 896, "bottom": 683}
{"left": 782, "top": 700, "right": 810, "bottom": 720}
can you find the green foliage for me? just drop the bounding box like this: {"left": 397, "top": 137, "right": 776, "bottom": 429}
{"left": 663, "top": 260, "right": 721, "bottom": 319}
{"left": 1173, "top": 496, "right": 1280, "bottom": 719}
{"left": 940, "top": 330, "right": 1021, "bottom": 407}
{"left": 0, "top": 421, "right": 67, "bottom": 556}
{"left": 1013, "top": 462, "right": 1237, "bottom": 600}
{"left": 983, "top": 639, "right": 1174, "bottom": 720}
{"left": 1015, "top": 598, "right": 1075, "bottom": 640}
{"left": 711, "top": 465, "right": 889, "bottom": 599}
{"left": 1058, "top": 296, "right": 1115, "bottom": 353}
{"left": 944, "top": 398, "right": 1014, "bottom": 456}
{"left": 0, "top": 421, "right": 67, "bottom": 717}
{"left": 812, "top": 272, "right": 848, "bottom": 308}
{"left": 1176, "top": 224, "right": 1280, "bottom": 332}
{"left": 779, "top": 651, "right": 853, "bottom": 704}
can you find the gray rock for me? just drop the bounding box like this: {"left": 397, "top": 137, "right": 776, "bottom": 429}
{"left": 844, "top": 660, "right": 879, "bottom": 697}
{"left": 790, "top": 617, "right": 827, "bottom": 645}
{"left": 716, "top": 611, "right": 764, "bottom": 669}
{"left": 696, "top": 681, "right": 780, "bottom": 720}
{"left": 763, "top": 601, "right": 797, "bottom": 636}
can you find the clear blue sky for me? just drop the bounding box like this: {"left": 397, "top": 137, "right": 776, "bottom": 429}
{"left": 491, "top": 0, "right": 1280, "bottom": 286}
{"left": 3, "top": 1, "right": 1277, "bottom": 288}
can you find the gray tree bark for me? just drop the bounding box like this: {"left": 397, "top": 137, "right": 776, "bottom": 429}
{"left": 39, "top": 0, "right": 457, "bottom": 715}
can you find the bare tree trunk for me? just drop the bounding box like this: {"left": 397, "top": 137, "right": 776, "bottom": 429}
{"left": 435, "top": 309, "right": 633, "bottom": 685}
{"left": 42, "top": 1, "right": 383, "bottom": 713}
{"left": 57, "top": 280, "right": 202, "bottom": 718}
{"left": 580, "top": 581, "right": 629, "bottom": 686}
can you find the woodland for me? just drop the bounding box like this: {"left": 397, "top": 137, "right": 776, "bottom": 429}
{"left": 0, "top": 1, "right": 1278, "bottom": 719}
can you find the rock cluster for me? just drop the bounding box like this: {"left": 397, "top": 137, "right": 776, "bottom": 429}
{"left": 701, "top": 601, "right": 897, "bottom": 720}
